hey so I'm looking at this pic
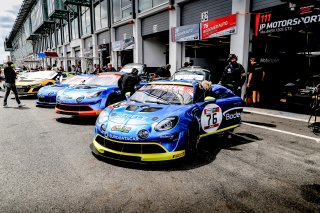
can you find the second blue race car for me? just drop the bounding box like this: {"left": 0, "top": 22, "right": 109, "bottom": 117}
{"left": 37, "top": 74, "right": 93, "bottom": 106}
{"left": 92, "top": 80, "right": 243, "bottom": 162}
{"left": 55, "top": 72, "right": 123, "bottom": 116}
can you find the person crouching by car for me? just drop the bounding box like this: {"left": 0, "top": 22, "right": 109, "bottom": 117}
{"left": 119, "top": 68, "right": 141, "bottom": 98}
{"left": 155, "top": 64, "right": 171, "bottom": 78}
{"left": 194, "top": 80, "right": 212, "bottom": 103}
{"left": 3, "top": 62, "right": 24, "bottom": 108}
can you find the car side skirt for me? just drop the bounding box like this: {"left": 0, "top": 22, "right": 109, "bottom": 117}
{"left": 199, "top": 124, "right": 240, "bottom": 139}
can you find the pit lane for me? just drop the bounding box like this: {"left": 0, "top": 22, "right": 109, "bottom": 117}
{"left": 0, "top": 95, "right": 319, "bottom": 212}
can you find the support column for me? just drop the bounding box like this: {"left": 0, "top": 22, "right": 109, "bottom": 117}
{"left": 169, "top": 5, "right": 182, "bottom": 74}
{"left": 133, "top": 18, "right": 143, "bottom": 64}
{"left": 92, "top": 33, "right": 100, "bottom": 66}
{"left": 80, "top": 38, "right": 86, "bottom": 73}
{"left": 63, "top": 44, "right": 68, "bottom": 71}
{"left": 110, "top": 27, "right": 117, "bottom": 68}
{"left": 230, "top": 0, "right": 251, "bottom": 99}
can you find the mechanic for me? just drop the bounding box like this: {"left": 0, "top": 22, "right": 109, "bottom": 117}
{"left": 194, "top": 80, "right": 212, "bottom": 102}
{"left": 3, "top": 62, "right": 24, "bottom": 108}
{"left": 247, "top": 57, "right": 265, "bottom": 107}
{"left": 105, "top": 63, "right": 117, "bottom": 72}
{"left": 119, "top": 68, "right": 141, "bottom": 98}
{"left": 155, "top": 64, "right": 171, "bottom": 78}
{"left": 219, "top": 54, "right": 246, "bottom": 96}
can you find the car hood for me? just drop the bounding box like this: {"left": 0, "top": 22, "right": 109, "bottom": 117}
{"left": 108, "top": 102, "right": 193, "bottom": 125}
{"left": 60, "top": 85, "right": 107, "bottom": 97}
{"left": 39, "top": 84, "right": 67, "bottom": 94}
{"left": 16, "top": 79, "right": 45, "bottom": 86}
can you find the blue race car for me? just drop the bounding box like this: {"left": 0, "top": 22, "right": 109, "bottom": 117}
{"left": 55, "top": 72, "right": 123, "bottom": 116}
{"left": 37, "top": 74, "right": 92, "bottom": 106}
{"left": 92, "top": 80, "right": 243, "bottom": 162}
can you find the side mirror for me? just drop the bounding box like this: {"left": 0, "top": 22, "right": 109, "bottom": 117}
{"left": 204, "top": 96, "right": 216, "bottom": 102}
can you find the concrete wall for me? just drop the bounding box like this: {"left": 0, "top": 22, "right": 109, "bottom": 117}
{"left": 143, "top": 37, "right": 166, "bottom": 67}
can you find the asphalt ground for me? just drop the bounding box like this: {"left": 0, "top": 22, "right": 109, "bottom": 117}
{"left": 0, "top": 92, "right": 319, "bottom": 212}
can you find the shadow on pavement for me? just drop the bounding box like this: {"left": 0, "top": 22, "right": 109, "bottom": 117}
{"left": 36, "top": 105, "right": 55, "bottom": 108}
{"left": 91, "top": 132, "right": 263, "bottom": 171}
{"left": 242, "top": 121, "right": 277, "bottom": 128}
{"left": 17, "top": 95, "right": 37, "bottom": 100}
{"left": 300, "top": 184, "right": 320, "bottom": 205}
{"left": 2, "top": 106, "right": 30, "bottom": 110}
{"left": 56, "top": 116, "right": 97, "bottom": 126}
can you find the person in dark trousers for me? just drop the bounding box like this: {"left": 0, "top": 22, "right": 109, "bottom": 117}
{"left": 119, "top": 68, "right": 141, "bottom": 98}
{"left": 3, "top": 62, "right": 24, "bottom": 108}
{"left": 155, "top": 64, "right": 171, "bottom": 78}
{"left": 219, "top": 54, "right": 246, "bottom": 96}
{"left": 247, "top": 57, "right": 265, "bottom": 107}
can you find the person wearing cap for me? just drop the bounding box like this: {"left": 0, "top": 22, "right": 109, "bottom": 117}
{"left": 219, "top": 54, "right": 246, "bottom": 96}
{"left": 119, "top": 68, "right": 141, "bottom": 98}
{"left": 3, "top": 62, "right": 24, "bottom": 108}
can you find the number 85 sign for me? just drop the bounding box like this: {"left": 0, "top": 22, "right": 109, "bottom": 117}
{"left": 200, "top": 104, "right": 223, "bottom": 133}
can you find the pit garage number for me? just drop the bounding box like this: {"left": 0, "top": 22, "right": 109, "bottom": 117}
{"left": 201, "top": 104, "right": 223, "bottom": 133}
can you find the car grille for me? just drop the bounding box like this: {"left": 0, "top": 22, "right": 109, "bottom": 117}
{"left": 56, "top": 103, "right": 93, "bottom": 111}
{"left": 38, "top": 97, "right": 56, "bottom": 103}
{"left": 95, "top": 135, "right": 166, "bottom": 154}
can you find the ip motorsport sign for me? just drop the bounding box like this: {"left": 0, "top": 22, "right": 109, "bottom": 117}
{"left": 255, "top": 11, "right": 320, "bottom": 36}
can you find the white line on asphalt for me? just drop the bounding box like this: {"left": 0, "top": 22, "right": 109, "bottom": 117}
{"left": 242, "top": 122, "right": 320, "bottom": 143}
{"left": 243, "top": 109, "right": 309, "bottom": 123}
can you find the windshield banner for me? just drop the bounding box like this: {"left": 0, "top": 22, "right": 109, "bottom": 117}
{"left": 174, "top": 24, "right": 200, "bottom": 42}
{"left": 144, "top": 84, "right": 194, "bottom": 94}
{"left": 201, "top": 14, "right": 237, "bottom": 39}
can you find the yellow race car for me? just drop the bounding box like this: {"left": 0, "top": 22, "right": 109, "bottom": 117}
{"left": 15, "top": 71, "right": 60, "bottom": 95}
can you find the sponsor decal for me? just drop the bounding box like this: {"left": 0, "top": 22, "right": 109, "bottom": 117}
{"left": 174, "top": 24, "right": 200, "bottom": 42}
{"left": 201, "top": 14, "right": 237, "bottom": 39}
{"left": 111, "top": 125, "right": 132, "bottom": 133}
{"left": 112, "top": 113, "right": 148, "bottom": 121}
{"left": 106, "top": 133, "right": 139, "bottom": 141}
{"left": 201, "top": 104, "right": 223, "bottom": 133}
{"left": 223, "top": 107, "right": 243, "bottom": 121}
{"left": 142, "top": 85, "right": 194, "bottom": 95}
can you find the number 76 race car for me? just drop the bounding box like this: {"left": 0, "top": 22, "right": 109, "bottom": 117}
{"left": 92, "top": 80, "right": 243, "bottom": 163}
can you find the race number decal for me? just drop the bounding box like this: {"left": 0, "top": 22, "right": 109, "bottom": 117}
{"left": 200, "top": 104, "right": 223, "bottom": 133}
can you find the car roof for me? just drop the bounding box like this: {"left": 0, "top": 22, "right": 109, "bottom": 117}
{"left": 177, "top": 66, "right": 210, "bottom": 72}
{"left": 148, "top": 80, "right": 194, "bottom": 86}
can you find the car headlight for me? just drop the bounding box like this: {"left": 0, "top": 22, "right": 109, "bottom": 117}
{"left": 97, "top": 110, "right": 109, "bottom": 124}
{"left": 87, "top": 91, "right": 101, "bottom": 99}
{"left": 154, "top": 116, "right": 179, "bottom": 131}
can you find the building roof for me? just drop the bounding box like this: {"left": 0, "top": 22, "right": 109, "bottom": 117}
{"left": 7, "top": 0, "right": 36, "bottom": 42}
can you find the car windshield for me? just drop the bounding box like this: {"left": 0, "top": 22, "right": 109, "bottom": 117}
{"left": 24, "top": 71, "right": 57, "bottom": 79}
{"left": 84, "top": 74, "right": 120, "bottom": 86}
{"left": 62, "top": 75, "right": 90, "bottom": 85}
{"left": 172, "top": 70, "right": 206, "bottom": 81}
{"left": 120, "top": 64, "right": 143, "bottom": 73}
{"left": 130, "top": 84, "right": 194, "bottom": 105}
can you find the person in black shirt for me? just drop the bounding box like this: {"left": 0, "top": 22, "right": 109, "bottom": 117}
{"left": 105, "top": 63, "right": 117, "bottom": 72}
{"left": 247, "top": 57, "right": 265, "bottom": 106}
{"left": 155, "top": 64, "right": 171, "bottom": 78}
{"left": 219, "top": 54, "right": 246, "bottom": 96}
{"left": 119, "top": 68, "right": 141, "bottom": 98}
{"left": 3, "top": 62, "right": 23, "bottom": 107}
{"left": 194, "top": 80, "right": 212, "bottom": 103}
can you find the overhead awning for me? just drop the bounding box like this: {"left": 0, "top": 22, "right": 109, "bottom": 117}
{"left": 44, "top": 52, "right": 59, "bottom": 57}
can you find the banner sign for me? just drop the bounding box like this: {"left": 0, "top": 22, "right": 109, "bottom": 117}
{"left": 201, "top": 14, "right": 237, "bottom": 39}
{"left": 255, "top": 10, "right": 320, "bottom": 36}
{"left": 175, "top": 24, "right": 200, "bottom": 42}
{"left": 112, "top": 37, "right": 134, "bottom": 51}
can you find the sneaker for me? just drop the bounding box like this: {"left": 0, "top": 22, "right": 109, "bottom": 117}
{"left": 18, "top": 103, "right": 25, "bottom": 108}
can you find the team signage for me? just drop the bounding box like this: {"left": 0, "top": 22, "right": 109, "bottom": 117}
{"left": 255, "top": 10, "right": 320, "bottom": 36}
{"left": 174, "top": 24, "right": 200, "bottom": 42}
{"left": 201, "top": 14, "right": 237, "bottom": 39}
